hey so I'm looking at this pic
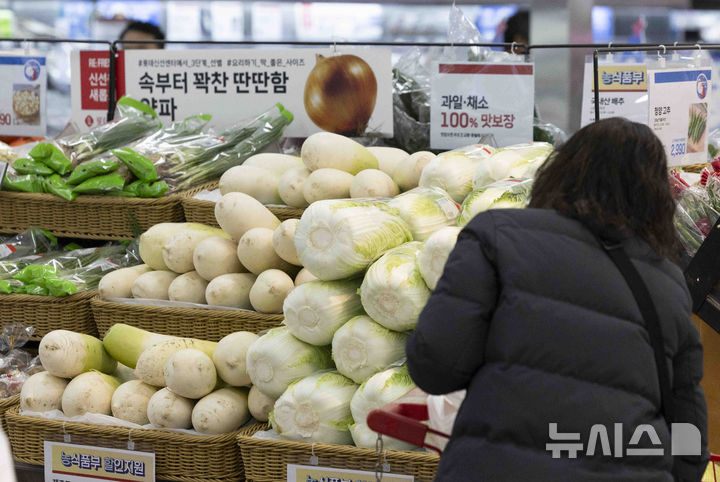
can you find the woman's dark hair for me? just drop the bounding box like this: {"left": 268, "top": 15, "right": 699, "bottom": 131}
{"left": 120, "top": 21, "right": 165, "bottom": 42}
{"left": 529, "top": 117, "right": 679, "bottom": 259}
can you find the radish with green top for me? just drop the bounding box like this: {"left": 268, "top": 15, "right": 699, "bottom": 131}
{"left": 272, "top": 219, "right": 301, "bottom": 266}
{"left": 205, "top": 273, "right": 256, "bottom": 308}
{"left": 147, "top": 388, "right": 194, "bottom": 429}
{"left": 111, "top": 380, "right": 159, "bottom": 425}
{"left": 303, "top": 168, "right": 354, "bottom": 204}
{"left": 192, "top": 387, "right": 250, "bottom": 434}
{"left": 163, "top": 348, "right": 217, "bottom": 399}
{"left": 39, "top": 330, "right": 117, "bottom": 378}
{"left": 98, "top": 264, "right": 152, "bottom": 299}
{"left": 278, "top": 167, "right": 311, "bottom": 208}
{"left": 135, "top": 338, "right": 217, "bottom": 387}
{"left": 168, "top": 271, "right": 208, "bottom": 304}
{"left": 193, "top": 237, "right": 245, "bottom": 281}
{"left": 102, "top": 324, "right": 175, "bottom": 369}
{"left": 62, "top": 371, "right": 121, "bottom": 416}
{"left": 237, "top": 228, "right": 295, "bottom": 275}
{"left": 212, "top": 331, "right": 259, "bottom": 386}
{"left": 215, "top": 192, "right": 281, "bottom": 241}
{"left": 219, "top": 165, "right": 282, "bottom": 204}
{"left": 20, "top": 372, "right": 68, "bottom": 412}
{"left": 248, "top": 385, "right": 274, "bottom": 422}
{"left": 131, "top": 271, "right": 178, "bottom": 300}
{"left": 249, "top": 269, "right": 294, "bottom": 313}
{"left": 301, "top": 132, "right": 378, "bottom": 174}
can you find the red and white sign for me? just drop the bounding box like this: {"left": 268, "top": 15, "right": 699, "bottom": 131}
{"left": 430, "top": 62, "right": 535, "bottom": 149}
{"left": 70, "top": 50, "right": 125, "bottom": 130}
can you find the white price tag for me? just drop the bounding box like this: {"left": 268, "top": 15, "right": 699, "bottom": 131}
{"left": 44, "top": 441, "right": 155, "bottom": 482}
{"left": 287, "top": 464, "right": 413, "bottom": 482}
{"left": 430, "top": 62, "right": 534, "bottom": 149}
{"left": 0, "top": 55, "right": 46, "bottom": 136}
{"left": 648, "top": 68, "right": 712, "bottom": 166}
{"left": 580, "top": 62, "right": 648, "bottom": 127}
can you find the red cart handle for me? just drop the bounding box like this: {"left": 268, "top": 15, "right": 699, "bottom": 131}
{"left": 366, "top": 403, "right": 449, "bottom": 454}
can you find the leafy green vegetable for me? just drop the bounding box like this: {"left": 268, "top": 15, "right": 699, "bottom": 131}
{"left": 67, "top": 158, "right": 119, "bottom": 185}
{"left": 12, "top": 158, "right": 53, "bottom": 176}
{"left": 29, "top": 143, "right": 72, "bottom": 175}
{"left": 72, "top": 174, "right": 126, "bottom": 194}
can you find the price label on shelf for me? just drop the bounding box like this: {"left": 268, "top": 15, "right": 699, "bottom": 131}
{"left": 580, "top": 62, "right": 648, "bottom": 127}
{"left": 44, "top": 441, "right": 155, "bottom": 482}
{"left": 430, "top": 62, "right": 534, "bottom": 149}
{"left": 0, "top": 55, "right": 46, "bottom": 136}
{"left": 286, "top": 463, "right": 414, "bottom": 482}
{"left": 648, "top": 67, "right": 712, "bottom": 167}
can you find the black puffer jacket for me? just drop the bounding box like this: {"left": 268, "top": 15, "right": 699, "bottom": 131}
{"left": 407, "top": 209, "right": 708, "bottom": 481}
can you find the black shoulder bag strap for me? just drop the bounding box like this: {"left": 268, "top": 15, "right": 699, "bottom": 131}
{"left": 598, "top": 238, "right": 674, "bottom": 427}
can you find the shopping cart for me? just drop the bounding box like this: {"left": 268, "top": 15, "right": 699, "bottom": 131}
{"left": 367, "top": 402, "right": 449, "bottom": 454}
{"left": 705, "top": 454, "right": 720, "bottom": 481}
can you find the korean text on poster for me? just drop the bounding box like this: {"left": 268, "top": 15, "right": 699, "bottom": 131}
{"left": 0, "top": 55, "right": 46, "bottom": 136}
{"left": 430, "top": 62, "right": 534, "bottom": 149}
{"left": 123, "top": 48, "right": 393, "bottom": 137}
{"left": 648, "top": 68, "right": 712, "bottom": 167}
{"left": 44, "top": 441, "right": 155, "bottom": 482}
{"left": 70, "top": 50, "right": 125, "bottom": 131}
{"left": 580, "top": 62, "right": 648, "bottom": 127}
{"left": 287, "top": 464, "right": 414, "bottom": 482}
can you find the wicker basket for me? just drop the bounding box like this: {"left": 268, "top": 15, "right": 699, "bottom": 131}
{"left": 181, "top": 180, "right": 305, "bottom": 227}
{"left": 91, "top": 297, "right": 284, "bottom": 341}
{"left": 0, "top": 395, "right": 19, "bottom": 434}
{"left": 238, "top": 424, "right": 440, "bottom": 482}
{"left": 0, "top": 183, "right": 208, "bottom": 240}
{"left": 6, "top": 405, "right": 261, "bottom": 482}
{"left": 0, "top": 291, "right": 97, "bottom": 341}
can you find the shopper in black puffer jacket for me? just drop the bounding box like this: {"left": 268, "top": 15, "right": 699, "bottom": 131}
{"left": 407, "top": 118, "right": 708, "bottom": 481}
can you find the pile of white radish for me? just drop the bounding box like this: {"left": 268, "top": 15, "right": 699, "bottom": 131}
{"left": 99, "top": 204, "right": 308, "bottom": 313}
{"left": 22, "top": 324, "right": 263, "bottom": 435}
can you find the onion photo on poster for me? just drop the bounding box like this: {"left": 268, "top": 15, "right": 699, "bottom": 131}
{"left": 304, "top": 54, "right": 378, "bottom": 136}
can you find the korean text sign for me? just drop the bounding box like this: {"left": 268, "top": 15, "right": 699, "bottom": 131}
{"left": 430, "top": 62, "right": 534, "bottom": 149}
{"left": 123, "top": 48, "right": 393, "bottom": 137}
{"left": 70, "top": 50, "right": 126, "bottom": 130}
{"left": 648, "top": 68, "right": 712, "bottom": 166}
{"left": 287, "top": 464, "right": 414, "bottom": 482}
{"left": 580, "top": 63, "right": 648, "bottom": 127}
{"left": 0, "top": 55, "right": 46, "bottom": 136}
{"left": 44, "top": 441, "right": 155, "bottom": 482}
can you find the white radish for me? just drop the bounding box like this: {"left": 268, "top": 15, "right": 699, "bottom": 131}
{"left": 147, "top": 388, "right": 194, "bottom": 429}
{"left": 162, "top": 227, "right": 229, "bottom": 274}
{"left": 205, "top": 273, "right": 256, "bottom": 308}
{"left": 249, "top": 269, "right": 294, "bottom": 313}
{"left": 113, "top": 363, "right": 137, "bottom": 383}
{"left": 111, "top": 380, "right": 159, "bottom": 425}
{"left": 278, "top": 167, "right": 311, "bottom": 208}
{"left": 193, "top": 237, "right": 245, "bottom": 281}
{"left": 294, "top": 268, "right": 317, "bottom": 286}
{"left": 303, "top": 168, "right": 354, "bottom": 204}
{"left": 212, "top": 331, "right": 259, "bottom": 386}
{"left": 272, "top": 219, "right": 301, "bottom": 266}
{"left": 135, "top": 338, "right": 217, "bottom": 387}
{"left": 102, "top": 324, "right": 176, "bottom": 369}
{"left": 243, "top": 153, "right": 304, "bottom": 178}
{"left": 215, "top": 192, "right": 281, "bottom": 241}
{"left": 237, "top": 227, "right": 296, "bottom": 275}
{"left": 20, "top": 372, "right": 68, "bottom": 412}
{"left": 168, "top": 271, "right": 208, "bottom": 304}
{"left": 350, "top": 169, "right": 399, "bottom": 198}
{"left": 61, "top": 371, "right": 121, "bottom": 416}
{"left": 39, "top": 330, "right": 117, "bottom": 378}
{"left": 248, "top": 385, "right": 274, "bottom": 422}
{"left": 367, "top": 147, "right": 408, "bottom": 176}
{"left": 164, "top": 349, "right": 217, "bottom": 399}
{"left": 140, "top": 223, "right": 225, "bottom": 271}
{"left": 98, "top": 264, "right": 152, "bottom": 299}
{"left": 131, "top": 271, "right": 178, "bottom": 300}
{"left": 192, "top": 387, "right": 250, "bottom": 434}
{"left": 392, "top": 151, "right": 436, "bottom": 192}
{"left": 219, "top": 165, "right": 282, "bottom": 204}
{"left": 301, "top": 132, "right": 378, "bottom": 174}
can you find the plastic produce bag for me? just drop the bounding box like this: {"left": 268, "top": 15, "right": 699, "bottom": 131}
{"left": 44, "top": 174, "right": 77, "bottom": 201}
{"left": 426, "top": 389, "right": 466, "bottom": 452}
{"left": 12, "top": 158, "right": 53, "bottom": 176}
{"left": 67, "top": 158, "right": 119, "bottom": 185}
{"left": 72, "top": 173, "right": 126, "bottom": 194}
{"left": 674, "top": 181, "right": 719, "bottom": 256}
{"left": 0, "top": 323, "right": 40, "bottom": 399}
{"left": 111, "top": 148, "right": 158, "bottom": 182}
{"left": 1, "top": 171, "right": 45, "bottom": 193}
{"left": 28, "top": 143, "right": 72, "bottom": 175}
{"left": 0, "top": 228, "right": 57, "bottom": 260}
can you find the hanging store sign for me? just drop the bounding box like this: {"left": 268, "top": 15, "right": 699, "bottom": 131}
{"left": 648, "top": 67, "right": 712, "bottom": 166}
{"left": 580, "top": 62, "right": 648, "bottom": 127}
{"left": 44, "top": 441, "right": 155, "bottom": 482}
{"left": 70, "top": 50, "right": 126, "bottom": 131}
{"left": 122, "top": 48, "right": 393, "bottom": 137}
{"left": 287, "top": 463, "right": 414, "bottom": 482}
{"left": 0, "top": 54, "right": 46, "bottom": 136}
{"left": 430, "top": 62, "right": 534, "bottom": 149}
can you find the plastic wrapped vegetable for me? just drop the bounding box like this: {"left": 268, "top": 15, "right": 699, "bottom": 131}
{"left": 388, "top": 187, "right": 460, "bottom": 241}
{"left": 67, "top": 158, "right": 119, "bottom": 185}
{"left": 28, "top": 143, "right": 72, "bottom": 175}
{"left": 1, "top": 171, "right": 45, "bottom": 194}
{"left": 472, "top": 142, "right": 553, "bottom": 190}
{"left": 43, "top": 174, "right": 77, "bottom": 201}
{"left": 72, "top": 174, "right": 126, "bottom": 195}
{"left": 419, "top": 146, "right": 496, "bottom": 203}
{"left": 0, "top": 228, "right": 57, "bottom": 260}
{"left": 12, "top": 158, "right": 53, "bottom": 176}
{"left": 458, "top": 179, "right": 533, "bottom": 226}
{"left": 111, "top": 148, "right": 158, "bottom": 182}
{"left": 674, "top": 183, "right": 719, "bottom": 256}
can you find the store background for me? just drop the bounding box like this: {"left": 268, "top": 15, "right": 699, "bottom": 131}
{"left": 1, "top": 0, "right": 719, "bottom": 136}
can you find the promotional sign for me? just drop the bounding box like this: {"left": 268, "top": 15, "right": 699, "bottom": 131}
{"left": 0, "top": 54, "right": 46, "bottom": 136}
{"left": 287, "top": 464, "right": 414, "bottom": 482}
{"left": 648, "top": 67, "right": 712, "bottom": 166}
{"left": 123, "top": 48, "right": 393, "bottom": 137}
{"left": 44, "top": 441, "right": 154, "bottom": 482}
{"left": 70, "top": 50, "right": 126, "bottom": 130}
{"left": 580, "top": 62, "right": 648, "bottom": 127}
{"left": 430, "top": 62, "right": 534, "bottom": 149}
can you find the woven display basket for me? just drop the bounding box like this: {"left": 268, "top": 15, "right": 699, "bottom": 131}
{"left": 0, "top": 290, "right": 97, "bottom": 341}
{"left": 237, "top": 424, "right": 440, "bottom": 482}
{"left": 0, "top": 183, "right": 208, "bottom": 240}
{"left": 91, "top": 297, "right": 284, "bottom": 341}
{"left": 0, "top": 395, "right": 19, "bottom": 433}
{"left": 181, "top": 180, "right": 305, "bottom": 227}
{"left": 6, "top": 405, "right": 262, "bottom": 482}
